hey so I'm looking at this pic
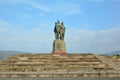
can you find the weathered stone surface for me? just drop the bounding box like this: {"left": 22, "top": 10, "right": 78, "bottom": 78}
{"left": 0, "top": 54, "right": 120, "bottom": 78}
{"left": 52, "top": 40, "right": 66, "bottom": 54}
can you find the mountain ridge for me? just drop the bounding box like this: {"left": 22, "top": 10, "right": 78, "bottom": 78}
{"left": 0, "top": 50, "right": 30, "bottom": 60}
{"left": 0, "top": 50, "right": 120, "bottom": 60}
{"left": 105, "top": 50, "right": 120, "bottom": 56}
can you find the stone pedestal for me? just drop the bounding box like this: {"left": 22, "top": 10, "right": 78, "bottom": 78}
{"left": 52, "top": 40, "right": 66, "bottom": 54}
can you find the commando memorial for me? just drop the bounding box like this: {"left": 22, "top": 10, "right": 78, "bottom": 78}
{"left": 0, "top": 20, "right": 120, "bottom": 78}
{"left": 52, "top": 20, "right": 66, "bottom": 54}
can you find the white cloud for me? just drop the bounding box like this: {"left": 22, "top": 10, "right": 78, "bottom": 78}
{"left": 0, "top": 21, "right": 120, "bottom": 53}
{"left": 0, "top": 0, "right": 81, "bottom": 15}
{"left": 0, "top": 0, "right": 49, "bottom": 13}
{"left": 50, "top": 2, "right": 81, "bottom": 15}
{"left": 28, "top": 2, "right": 50, "bottom": 12}
{"left": 0, "top": 21, "right": 54, "bottom": 53}
{"left": 0, "top": 20, "right": 119, "bottom": 53}
{"left": 25, "top": 1, "right": 81, "bottom": 15}
{"left": 0, "top": 20, "right": 11, "bottom": 33}
{"left": 39, "top": 13, "right": 46, "bottom": 16}
{"left": 66, "top": 27, "right": 120, "bottom": 53}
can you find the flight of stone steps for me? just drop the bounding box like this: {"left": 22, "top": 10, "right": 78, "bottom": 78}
{"left": 95, "top": 55, "right": 120, "bottom": 71}
{"left": 0, "top": 54, "right": 119, "bottom": 77}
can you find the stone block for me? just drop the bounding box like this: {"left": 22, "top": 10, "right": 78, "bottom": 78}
{"left": 52, "top": 40, "right": 66, "bottom": 54}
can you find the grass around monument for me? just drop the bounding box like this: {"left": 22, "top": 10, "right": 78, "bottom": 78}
{"left": 116, "top": 55, "right": 120, "bottom": 58}
{"left": 113, "top": 54, "right": 120, "bottom": 59}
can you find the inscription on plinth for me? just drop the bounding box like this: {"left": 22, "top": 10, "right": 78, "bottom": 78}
{"left": 52, "top": 40, "right": 66, "bottom": 54}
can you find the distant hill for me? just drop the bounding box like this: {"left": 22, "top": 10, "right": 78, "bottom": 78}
{"left": 0, "top": 50, "right": 30, "bottom": 60}
{"left": 105, "top": 51, "right": 120, "bottom": 56}
{"left": 0, "top": 50, "right": 120, "bottom": 60}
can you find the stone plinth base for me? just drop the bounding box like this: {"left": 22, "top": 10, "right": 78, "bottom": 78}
{"left": 52, "top": 40, "right": 66, "bottom": 54}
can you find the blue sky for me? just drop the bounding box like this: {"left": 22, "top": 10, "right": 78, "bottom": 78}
{"left": 0, "top": 0, "right": 120, "bottom": 53}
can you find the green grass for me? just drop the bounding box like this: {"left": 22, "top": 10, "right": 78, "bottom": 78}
{"left": 114, "top": 55, "right": 120, "bottom": 59}
{"left": 116, "top": 56, "right": 120, "bottom": 58}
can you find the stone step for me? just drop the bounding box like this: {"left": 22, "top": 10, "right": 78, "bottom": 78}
{"left": 0, "top": 54, "right": 115, "bottom": 72}
{"left": 0, "top": 63, "right": 106, "bottom": 68}
{"left": 0, "top": 54, "right": 119, "bottom": 78}
{"left": 0, "top": 71, "right": 120, "bottom": 78}
{"left": 0, "top": 64, "right": 112, "bottom": 69}
{"left": 0, "top": 66, "right": 113, "bottom": 72}
{"left": 2, "top": 58, "right": 101, "bottom": 62}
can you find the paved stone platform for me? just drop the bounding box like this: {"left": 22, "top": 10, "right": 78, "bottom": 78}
{"left": 0, "top": 54, "right": 120, "bottom": 78}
